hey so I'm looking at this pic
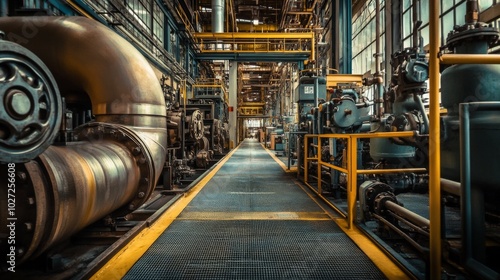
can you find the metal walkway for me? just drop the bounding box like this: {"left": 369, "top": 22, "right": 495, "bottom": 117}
{"left": 98, "top": 139, "right": 403, "bottom": 279}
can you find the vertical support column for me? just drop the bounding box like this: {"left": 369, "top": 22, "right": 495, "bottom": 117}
{"left": 229, "top": 61, "right": 238, "bottom": 148}
{"left": 429, "top": 1, "right": 442, "bottom": 279}
{"left": 339, "top": 0, "right": 352, "bottom": 74}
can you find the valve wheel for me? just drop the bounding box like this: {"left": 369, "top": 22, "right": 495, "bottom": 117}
{"left": 0, "top": 41, "right": 61, "bottom": 163}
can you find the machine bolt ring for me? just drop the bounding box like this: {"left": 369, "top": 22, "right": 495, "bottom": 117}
{"left": 74, "top": 122, "right": 155, "bottom": 216}
{"left": 0, "top": 40, "right": 62, "bottom": 163}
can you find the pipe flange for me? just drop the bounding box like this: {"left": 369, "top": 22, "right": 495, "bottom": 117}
{"left": 0, "top": 40, "right": 62, "bottom": 163}
{"left": 446, "top": 23, "right": 499, "bottom": 49}
{"left": 74, "top": 123, "right": 154, "bottom": 215}
{"left": 0, "top": 161, "right": 47, "bottom": 263}
{"left": 188, "top": 109, "right": 204, "bottom": 140}
{"left": 373, "top": 191, "right": 397, "bottom": 215}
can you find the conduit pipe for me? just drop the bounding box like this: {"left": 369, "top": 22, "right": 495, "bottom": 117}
{"left": 0, "top": 17, "right": 167, "bottom": 262}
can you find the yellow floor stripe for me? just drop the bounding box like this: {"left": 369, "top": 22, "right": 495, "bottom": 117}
{"left": 261, "top": 143, "right": 297, "bottom": 173}
{"left": 177, "top": 211, "right": 330, "bottom": 220}
{"left": 292, "top": 180, "right": 411, "bottom": 280}
{"left": 90, "top": 145, "right": 241, "bottom": 280}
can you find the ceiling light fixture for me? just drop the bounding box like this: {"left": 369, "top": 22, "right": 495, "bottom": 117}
{"left": 252, "top": 18, "right": 259, "bottom": 25}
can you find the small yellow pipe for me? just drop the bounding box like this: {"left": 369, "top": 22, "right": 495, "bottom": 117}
{"left": 321, "top": 162, "right": 349, "bottom": 174}
{"left": 66, "top": 0, "right": 93, "bottom": 18}
{"left": 318, "top": 131, "right": 416, "bottom": 140}
{"left": 429, "top": 0, "right": 442, "bottom": 279}
{"left": 440, "top": 54, "right": 500, "bottom": 64}
{"left": 357, "top": 168, "right": 427, "bottom": 174}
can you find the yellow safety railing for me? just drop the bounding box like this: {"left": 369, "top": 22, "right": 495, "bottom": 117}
{"left": 193, "top": 78, "right": 228, "bottom": 101}
{"left": 193, "top": 32, "right": 314, "bottom": 59}
{"left": 303, "top": 131, "right": 427, "bottom": 229}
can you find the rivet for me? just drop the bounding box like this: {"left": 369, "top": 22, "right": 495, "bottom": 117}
{"left": 132, "top": 147, "right": 141, "bottom": 156}
{"left": 17, "top": 172, "right": 27, "bottom": 181}
{"left": 17, "top": 248, "right": 25, "bottom": 256}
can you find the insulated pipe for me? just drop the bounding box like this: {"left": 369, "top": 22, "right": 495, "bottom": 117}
{"left": 212, "top": 0, "right": 225, "bottom": 33}
{"left": 0, "top": 17, "right": 167, "bottom": 261}
{"left": 441, "top": 178, "right": 461, "bottom": 196}
{"left": 385, "top": 200, "right": 430, "bottom": 229}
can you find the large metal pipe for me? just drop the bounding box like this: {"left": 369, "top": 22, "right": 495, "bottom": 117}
{"left": 212, "top": 0, "right": 225, "bottom": 33}
{"left": 0, "top": 17, "right": 167, "bottom": 262}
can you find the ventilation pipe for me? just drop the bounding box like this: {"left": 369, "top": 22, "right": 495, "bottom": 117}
{"left": 212, "top": 0, "right": 225, "bottom": 33}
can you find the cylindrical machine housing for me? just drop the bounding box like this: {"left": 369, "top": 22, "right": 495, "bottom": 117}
{"left": 441, "top": 24, "right": 500, "bottom": 189}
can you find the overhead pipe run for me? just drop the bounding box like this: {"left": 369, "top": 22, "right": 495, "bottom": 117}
{"left": 0, "top": 17, "right": 167, "bottom": 262}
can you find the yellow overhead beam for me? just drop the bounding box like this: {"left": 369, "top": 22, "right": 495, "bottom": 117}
{"left": 194, "top": 32, "right": 314, "bottom": 40}
{"left": 326, "top": 74, "right": 364, "bottom": 88}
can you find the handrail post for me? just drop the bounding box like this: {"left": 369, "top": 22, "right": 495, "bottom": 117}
{"left": 429, "top": 0, "right": 442, "bottom": 278}
{"left": 347, "top": 135, "right": 357, "bottom": 229}
{"left": 318, "top": 135, "right": 322, "bottom": 194}
{"left": 304, "top": 135, "right": 309, "bottom": 183}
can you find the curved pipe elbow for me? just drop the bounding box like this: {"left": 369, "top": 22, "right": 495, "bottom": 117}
{"left": 0, "top": 17, "right": 165, "bottom": 118}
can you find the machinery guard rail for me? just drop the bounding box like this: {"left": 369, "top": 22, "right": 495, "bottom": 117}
{"left": 303, "top": 131, "right": 427, "bottom": 229}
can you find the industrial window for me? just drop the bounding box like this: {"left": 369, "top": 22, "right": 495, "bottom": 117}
{"left": 402, "top": 0, "right": 467, "bottom": 48}
{"left": 22, "top": 0, "right": 66, "bottom": 15}
{"left": 352, "top": 0, "right": 386, "bottom": 115}
{"left": 480, "top": 0, "right": 495, "bottom": 10}
{"left": 153, "top": 3, "right": 164, "bottom": 44}
{"left": 126, "top": 0, "right": 151, "bottom": 31}
{"left": 352, "top": 0, "right": 385, "bottom": 75}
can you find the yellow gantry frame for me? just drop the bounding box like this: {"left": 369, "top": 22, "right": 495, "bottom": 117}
{"left": 193, "top": 32, "right": 315, "bottom": 59}
{"left": 303, "top": 132, "right": 427, "bottom": 230}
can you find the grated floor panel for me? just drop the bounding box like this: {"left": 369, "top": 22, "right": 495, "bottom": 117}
{"left": 124, "top": 220, "right": 386, "bottom": 280}
{"left": 123, "top": 140, "right": 387, "bottom": 279}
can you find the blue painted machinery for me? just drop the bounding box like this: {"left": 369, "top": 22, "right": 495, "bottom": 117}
{"left": 440, "top": 9, "right": 500, "bottom": 279}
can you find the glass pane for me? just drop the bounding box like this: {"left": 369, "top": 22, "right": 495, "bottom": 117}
{"left": 403, "top": 38, "right": 411, "bottom": 48}
{"left": 370, "top": 18, "right": 376, "bottom": 44}
{"left": 381, "top": 33, "right": 385, "bottom": 63}
{"left": 420, "top": 0, "right": 429, "bottom": 24}
{"left": 442, "top": 12, "right": 454, "bottom": 44}
{"left": 381, "top": 8, "right": 385, "bottom": 33}
{"left": 403, "top": 10, "right": 412, "bottom": 38}
{"left": 403, "top": 0, "right": 411, "bottom": 11}
{"left": 420, "top": 25, "right": 429, "bottom": 47}
{"left": 442, "top": 0, "right": 454, "bottom": 12}
{"left": 479, "top": 0, "right": 494, "bottom": 11}
{"left": 456, "top": 2, "right": 466, "bottom": 26}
